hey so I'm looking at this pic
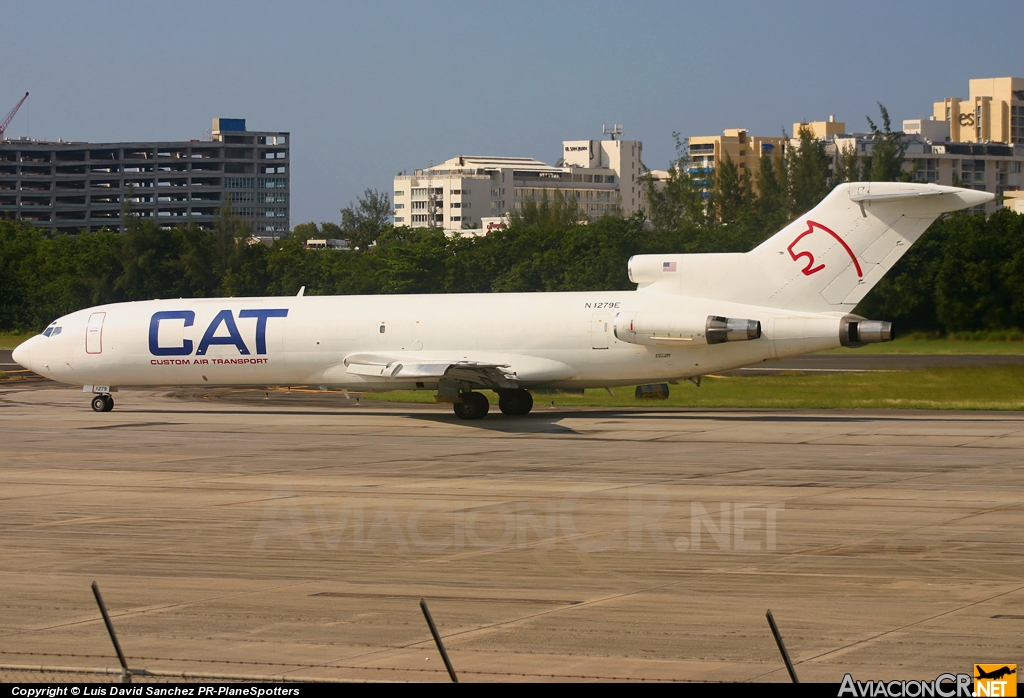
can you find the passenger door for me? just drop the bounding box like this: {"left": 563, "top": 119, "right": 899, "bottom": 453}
{"left": 86, "top": 312, "right": 105, "bottom": 355}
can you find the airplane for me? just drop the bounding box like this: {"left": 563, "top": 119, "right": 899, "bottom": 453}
{"left": 12, "top": 182, "right": 993, "bottom": 419}
{"left": 975, "top": 666, "right": 1016, "bottom": 681}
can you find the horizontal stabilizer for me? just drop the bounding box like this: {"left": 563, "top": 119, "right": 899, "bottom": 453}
{"left": 848, "top": 190, "right": 944, "bottom": 202}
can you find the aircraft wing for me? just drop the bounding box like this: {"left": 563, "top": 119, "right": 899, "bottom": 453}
{"left": 343, "top": 352, "right": 519, "bottom": 389}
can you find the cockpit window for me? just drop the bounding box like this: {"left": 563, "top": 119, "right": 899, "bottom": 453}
{"left": 43, "top": 328, "right": 53, "bottom": 337}
{"left": 52, "top": 327, "right": 62, "bottom": 336}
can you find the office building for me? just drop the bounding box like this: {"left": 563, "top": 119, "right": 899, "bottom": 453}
{"left": 0, "top": 118, "right": 289, "bottom": 237}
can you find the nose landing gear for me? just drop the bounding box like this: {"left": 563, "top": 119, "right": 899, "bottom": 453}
{"left": 91, "top": 394, "right": 114, "bottom": 412}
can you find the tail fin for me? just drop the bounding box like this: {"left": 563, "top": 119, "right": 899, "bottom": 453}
{"left": 630, "top": 182, "right": 993, "bottom": 313}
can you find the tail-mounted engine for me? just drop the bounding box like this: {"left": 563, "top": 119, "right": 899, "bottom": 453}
{"left": 614, "top": 312, "right": 761, "bottom": 347}
{"left": 840, "top": 314, "right": 893, "bottom": 347}
{"left": 705, "top": 316, "right": 762, "bottom": 345}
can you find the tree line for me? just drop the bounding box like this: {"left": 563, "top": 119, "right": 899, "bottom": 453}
{"left": 642, "top": 104, "right": 910, "bottom": 255}
{"left": 2, "top": 107, "right": 1022, "bottom": 335}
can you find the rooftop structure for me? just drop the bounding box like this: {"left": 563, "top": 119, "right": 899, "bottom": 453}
{"left": 792, "top": 116, "right": 846, "bottom": 141}
{"left": 0, "top": 118, "right": 289, "bottom": 237}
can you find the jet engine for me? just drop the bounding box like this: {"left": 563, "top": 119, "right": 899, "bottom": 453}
{"left": 840, "top": 314, "right": 893, "bottom": 347}
{"left": 705, "top": 316, "right": 762, "bottom": 345}
{"left": 614, "top": 312, "right": 761, "bottom": 347}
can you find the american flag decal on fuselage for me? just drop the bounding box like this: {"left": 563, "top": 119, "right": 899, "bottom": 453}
{"left": 663, "top": 261, "right": 677, "bottom": 272}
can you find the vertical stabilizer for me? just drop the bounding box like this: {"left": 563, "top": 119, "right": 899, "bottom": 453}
{"left": 631, "top": 183, "right": 993, "bottom": 313}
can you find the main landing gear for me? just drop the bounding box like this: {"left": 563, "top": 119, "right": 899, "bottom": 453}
{"left": 498, "top": 388, "right": 533, "bottom": 416}
{"left": 451, "top": 389, "right": 534, "bottom": 420}
{"left": 91, "top": 394, "right": 114, "bottom": 412}
{"left": 453, "top": 391, "right": 490, "bottom": 420}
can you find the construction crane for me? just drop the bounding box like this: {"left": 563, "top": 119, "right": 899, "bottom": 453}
{"left": 1, "top": 92, "right": 29, "bottom": 141}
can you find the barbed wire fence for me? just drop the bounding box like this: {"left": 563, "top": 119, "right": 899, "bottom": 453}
{"left": 1, "top": 584, "right": 801, "bottom": 683}
{"left": 0, "top": 665, "right": 365, "bottom": 684}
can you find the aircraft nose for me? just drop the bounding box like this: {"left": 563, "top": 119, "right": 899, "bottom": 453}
{"left": 12, "top": 341, "right": 31, "bottom": 371}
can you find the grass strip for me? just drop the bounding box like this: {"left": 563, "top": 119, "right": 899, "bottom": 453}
{"left": 823, "top": 338, "right": 1024, "bottom": 355}
{"left": 0, "top": 331, "right": 36, "bottom": 350}
{"left": 365, "top": 366, "right": 1024, "bottom": 411}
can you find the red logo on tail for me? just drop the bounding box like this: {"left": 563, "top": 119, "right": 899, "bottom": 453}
{"left": 787, "top": 220, "right": 863, "bottom": 277}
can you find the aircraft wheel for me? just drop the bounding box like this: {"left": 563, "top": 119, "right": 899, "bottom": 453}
{"left": 453, "top": 391, "right": 489, "bottom": 420}
{"left": 498, "top": 388, "right": 533, "bottom": 416}
{"left": 91, "top": 395, "right": 114, "bottom": 412}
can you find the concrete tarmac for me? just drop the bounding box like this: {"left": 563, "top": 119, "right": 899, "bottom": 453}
{"left": 0, "top": 384, "right": 1022, "bottom": 682}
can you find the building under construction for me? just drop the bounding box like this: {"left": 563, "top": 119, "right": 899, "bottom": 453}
{"left": 0, "top": 117, "right": 289, "bottom": 237}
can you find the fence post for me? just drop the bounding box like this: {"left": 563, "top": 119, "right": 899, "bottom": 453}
{"left": 765, "top": 609, "right": 799, "bottom": 683}
{"left": 419, "top": 599, "right": 458, "bottom": 683}
{"left": 91, "top": 582, "right": 131, "bottom": 683}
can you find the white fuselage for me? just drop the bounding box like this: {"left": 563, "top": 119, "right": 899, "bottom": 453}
{"left": 13, "top": 291, "right": 841, "bottom": 391}
{"left": 14, "top": 182, "right": 995, "bottom": 398}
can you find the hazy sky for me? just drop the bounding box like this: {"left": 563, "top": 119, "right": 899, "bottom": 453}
{"left": 3, "top": 1, "right": 1022, "bottom": 225}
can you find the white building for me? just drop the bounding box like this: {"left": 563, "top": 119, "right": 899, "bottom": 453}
{"left": 393, "top": 136, "right": 644, "bottom": 230}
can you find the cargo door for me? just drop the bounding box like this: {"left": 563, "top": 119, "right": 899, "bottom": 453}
{"left": 86, "top": 312, "right": 106, "bottom": 355}
{"left": 591, "top": 312, "right": 609, "bottom": 349}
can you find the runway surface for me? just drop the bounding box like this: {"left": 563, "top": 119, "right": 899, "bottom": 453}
{"left": 0, "top": 384, "right": 1021, "bottom": 682}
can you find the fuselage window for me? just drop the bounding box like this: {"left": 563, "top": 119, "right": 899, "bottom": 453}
{"left": 379, "top": 324, "right": 386, "bottom": 334}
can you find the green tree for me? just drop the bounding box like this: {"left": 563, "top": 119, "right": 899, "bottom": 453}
{"left": 714, "top": 153, "right": 746, "bottom": 224}
{"left": 832, "top": 142, "right": 862, "bottom": 184}
{"left": 341, "top": 188, "right": 392, "bottom": 250}
{"left": 509, "top": 189, "right": 582, "bottom": 229}
{"left": 754, "top": 151, "right": 788, "bottom": 222}
{"left": 641, "top": 133, "right": 711, "bottom": 232}
{"left": 788, "top": 124, "right": 832, "bottom": 216}
{"left": 865, "top": 103, "right": 907, "bottom": 182}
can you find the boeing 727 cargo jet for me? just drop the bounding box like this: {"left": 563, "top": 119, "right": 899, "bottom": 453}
{"left": 12, "top": 182, "right": 993, "bottom": 419}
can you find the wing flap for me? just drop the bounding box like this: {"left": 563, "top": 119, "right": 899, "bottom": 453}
{"left": 392, "top": 362, "right": 458, "bottom": 378}
{"left": 342, "top": 352, "right": 518, "bottom": 388}
{"left": 345, "top": 362, "right": 390, "bottom": 377}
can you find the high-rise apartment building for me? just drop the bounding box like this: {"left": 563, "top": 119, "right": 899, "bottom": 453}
{"left": 933, "top": 77, "right": 1024, "bottom": 145}
{"left": 687, "top": 128, "right": 789, "bottom": 193}
{"left": 0, "top": 118, "right": 289, "bottom": 237}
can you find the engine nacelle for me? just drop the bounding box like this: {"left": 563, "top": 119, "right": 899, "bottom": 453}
{"left": 840, "top": 314, "right": 893, "bottom": 347}
{"left": 705, "top": 316, "right": 762, "bottom": 345}
{"left": 614, "top": 312, "right": 761, "bottom": 347}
